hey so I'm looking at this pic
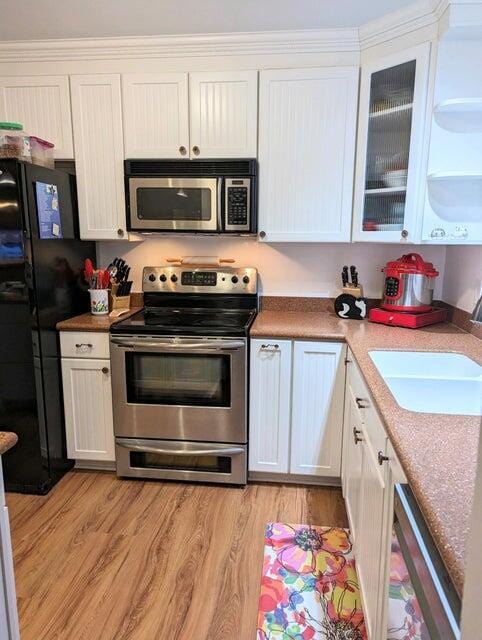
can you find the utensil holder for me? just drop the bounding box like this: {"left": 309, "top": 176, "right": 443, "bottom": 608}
{"left": 89, "top": 289, "right": 109, "bottom": 315}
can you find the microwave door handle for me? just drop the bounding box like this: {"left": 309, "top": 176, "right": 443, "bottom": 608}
{"left": 217, "top": 178, "right": 224, "bottom": 231}
{"left": 116, "top": 439, "right": 245, "bottom": 457}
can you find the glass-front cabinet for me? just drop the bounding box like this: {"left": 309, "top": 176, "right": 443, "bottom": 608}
{"left": 353, "top": 43, "right": 432, "bottom": 243}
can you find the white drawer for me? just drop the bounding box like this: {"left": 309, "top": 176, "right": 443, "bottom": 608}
{"left": 60, "top": 331, "right": 110, "bottom": 359}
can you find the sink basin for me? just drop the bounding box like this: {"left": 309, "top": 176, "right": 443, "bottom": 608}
{"left": 369, "top": 351, "right": 482, "bottom": 416}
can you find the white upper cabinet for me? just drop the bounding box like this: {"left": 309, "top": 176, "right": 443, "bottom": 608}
{"left": 0, "top": 75, "right": 73, "bottom": 159}
{"left": 70, "top": 74, "right": 127, "bottom": 240}
{"left": 122, "top": 73, "right": 189, "bottom": 159}
{"left": 258, "top": 67, "right": 358, "bottom": 242}
{"left": 249, "top": 339, "right": 292, "bottom": 474}
{"left": 121, "top": 70, "right": 257, "bottom": 159}
{"left": 189, "top": 71, "right": 258, "bottom": 158}
{"left": 352, "top": 43, "right": 432, "bottom": 243}
{"left": 290, "top": 341, "right": 345, "bottom": 477}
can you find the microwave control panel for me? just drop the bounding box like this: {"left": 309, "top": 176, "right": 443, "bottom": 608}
{"left": 225, "top": 178, "right": 250, "bottom": 231}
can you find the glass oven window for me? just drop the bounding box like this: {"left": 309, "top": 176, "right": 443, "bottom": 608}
{"left": 125, "top": 352, "right": 231, "bottom": 407}
{"left": 136, "top": 187, "right": 212, "bottom": 221}
{"left": 130, "top": 451, "right": 232, "bottom": 474}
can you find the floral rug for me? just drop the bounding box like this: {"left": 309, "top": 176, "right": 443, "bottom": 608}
{"left": 256, "top": 523, "right": 367, "bottom": 640}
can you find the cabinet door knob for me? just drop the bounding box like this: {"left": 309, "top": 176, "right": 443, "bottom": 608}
{"left": 355, "top": 397, "right": 370, "bottom": 409}
{"left": 179, "top": 146, "right": 187, "bottom": 156}
{"left": 261, "top": 343, "right": 279, "bottom": 350}
{"left": 192, "top": 145, "right": 200, "bottom": 156}
{"left": 117, "top": 228, "right": 124, "bottom": 237}
{"left": 259, "top": 231, "right": 266, "bottom": 239}
{"left": 102, "top": 367, "right": 109, "bottom": 374}
{"left": 75, "top": 343, "right": 93, "bottom": 348}
{"left": 378, "top": 451, "right": 389, "bottom": 465}
{"left": 353, "top": 427, "right": 362, "bottom": 445}
{"left": 401, "top": 229, "right": 409, "bottom": 238}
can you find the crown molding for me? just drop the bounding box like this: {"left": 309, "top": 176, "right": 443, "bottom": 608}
{"left": 0, "top": 28, "right": 360, "bottom": 63}
{"left": 359, "top": 0, "right": 440, "bottom": 49}
{"left": 0, "top": 1, "right": 471, "bottom": 64}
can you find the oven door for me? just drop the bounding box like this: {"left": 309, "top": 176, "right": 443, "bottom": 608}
{"left": 115, "top": 437, "right": 247, "bottom": 484}
{"left": 110, "top": 336, "right": 247, "bottom": 443}
{"left": 128, "top": 177, "right": 218, "bottom": 231}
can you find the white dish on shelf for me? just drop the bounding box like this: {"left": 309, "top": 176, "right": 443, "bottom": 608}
{"left": 383, "top": 170, "right": 408, "bottom": 189}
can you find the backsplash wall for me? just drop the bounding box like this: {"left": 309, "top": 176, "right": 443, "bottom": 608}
{"left": 442, "top": 246, "right": 482, "bottom": 314}
{"left": 97, "top": 237, "right": 447, "bottom": 300}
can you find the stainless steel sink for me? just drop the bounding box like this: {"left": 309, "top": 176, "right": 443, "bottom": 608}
{"left": 369, "top": 351, "right": 482, "bottom": 416}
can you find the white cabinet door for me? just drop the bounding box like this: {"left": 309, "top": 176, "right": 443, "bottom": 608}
{"left": 189, "top": 71, "right": 258, "bottom": 158}
{"left": 352, "top": 42, "right": 432, "bottom": 243}
{"left": 70, "top": 74, "right": 127, "bottom": 240}
{"left": 249, "top": 339, "right": 292, "bottom": 474}
{"left": 258, "top": 67, "right": 358, "bottom": 242}
{"left": 122, "top": 73, "right": 189, "bottom": 159}
{"left": 343, "top": 386, "right": 364, "bottom": 540}
{"left": 290, "top": 341, "right": 345, "bottom": 477}
{"left": 355, "top": 432, "right": 389, "bottom": 640}
{"left": 0, "top": 75, "right": 73, "bottom": 159}
{"left": 0, "top": 473, "right": 20, "bottom": 640}
{"left": 61, "top": 358, "right": 115, "bottom": 461}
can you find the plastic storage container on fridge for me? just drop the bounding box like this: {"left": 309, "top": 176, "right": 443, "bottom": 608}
{"left": 0, "top": 122, "right": 30, "bottom": 160}
{"left": 29, "top": 136, "right": 55, "bottom": 168}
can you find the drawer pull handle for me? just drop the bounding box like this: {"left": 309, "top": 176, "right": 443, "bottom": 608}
{"left": 378, "top": 451, "right": 389, "bottom": 465}
{"left": 355, "top": 397, "right": 370, "bottom": 409}
{"left": 75, "top": 343, "right": 93, "bottom": 348}
{"left": 102, "top": 367, "right": 109, "bottom": 374}
{"left": 261, "top": 344, "right": 279, "bottom": 350}
{"left": 353, "top": 427, "right": 362, "bottom": 445}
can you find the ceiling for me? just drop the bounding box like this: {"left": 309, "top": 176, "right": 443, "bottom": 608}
{"left": 0, "top": 0, "right": 420, "bottom": 42}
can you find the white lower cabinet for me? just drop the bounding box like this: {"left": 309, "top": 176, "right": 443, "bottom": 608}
{"left": 60, "top": 332, "right": 115, "bottom": 463}
{"left": 290, "top": 342, "right": 345, "bottom": 477}
{"left": 249, "top": 339, "right": 345, "bottom": 479}
{"left": 342, "top": 348, "right": 404, "bottom": 640}
{"left": 0, "top": 459, "right": 20, "bottom": 640}
{"left": 249, "top": 340, "right": 292, "bottom": 473}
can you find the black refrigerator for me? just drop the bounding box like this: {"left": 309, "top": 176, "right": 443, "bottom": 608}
{"left": 0, "top": 159, "right": 95, "bottom": 494}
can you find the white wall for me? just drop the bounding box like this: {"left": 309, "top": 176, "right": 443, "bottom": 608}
{"left": 442, "top": 246, "right": 482, "bottom": 313}
{"left": 98, "top": 237, "right": 447, "bottom": 299}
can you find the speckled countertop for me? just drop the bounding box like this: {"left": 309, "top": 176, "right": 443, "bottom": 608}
{"left": 0, "top": 432, "right": 18, "bottom": 455}
{"left": 56, "top": 308, "right": 142, "bottom": 332}
{"left": 251, "top": 310, "right": 482, "bottom": 595}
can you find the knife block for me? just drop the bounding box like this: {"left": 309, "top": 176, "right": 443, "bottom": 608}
{"left": 109, "top": 284, "right": 131, "bottom": 311}
{"left": 342, "top": 284, "right": 364, "bottom": 298}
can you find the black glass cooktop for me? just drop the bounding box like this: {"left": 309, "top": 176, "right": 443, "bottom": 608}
{"left": 111, "top": 307, "right": 257, "bottom": 337}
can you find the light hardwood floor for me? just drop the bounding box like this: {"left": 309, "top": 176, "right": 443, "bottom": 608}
{"left": 7, "top": 471, "right": 348, "bottom": 640}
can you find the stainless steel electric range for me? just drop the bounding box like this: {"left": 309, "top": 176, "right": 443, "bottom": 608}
{"left": 110, "top": 265, "right": 258, "bottom": 485}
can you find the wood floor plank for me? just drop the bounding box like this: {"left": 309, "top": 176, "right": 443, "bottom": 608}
{"left": 7, "top": 471, "right": 348, "bottom": 640}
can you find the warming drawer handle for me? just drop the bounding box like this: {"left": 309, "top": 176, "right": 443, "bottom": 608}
{"left": 116, "top": 440, "right": 245, "bottom": 457}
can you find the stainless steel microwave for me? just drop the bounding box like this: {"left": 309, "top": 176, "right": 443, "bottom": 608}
{"left": 125, "top": 159, "right": 257, "bottom": 234}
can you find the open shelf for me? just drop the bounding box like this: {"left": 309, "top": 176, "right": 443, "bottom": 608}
{"left": 427, "top": 172, "right": 482, "bottom": 222}
{"left": 434, "top": 98, "right": 482, "bottom": 132}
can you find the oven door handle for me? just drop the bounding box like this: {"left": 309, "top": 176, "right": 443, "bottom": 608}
{"left": 116, "top": 438, "right": 245, "bottom": 457}
{"left": 110, "top": 338, "right": 245, "bottom": 350}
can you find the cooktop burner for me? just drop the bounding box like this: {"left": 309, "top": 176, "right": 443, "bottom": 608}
{"left": 111, "top": 265, "right": 258, "bottom": 337}
{"left": 112, "top": 307, "right": 257, "bottom": 337}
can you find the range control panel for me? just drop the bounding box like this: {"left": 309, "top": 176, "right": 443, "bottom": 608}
{"left": 224, "top": 178, "right": 250, "bottom": 231}
{"left": 143, "top": 266, "right": 258, "bottom": 295}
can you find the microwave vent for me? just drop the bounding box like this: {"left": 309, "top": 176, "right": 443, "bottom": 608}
{"left": 125, "top": 159, "right": 257, "bottom": 177}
